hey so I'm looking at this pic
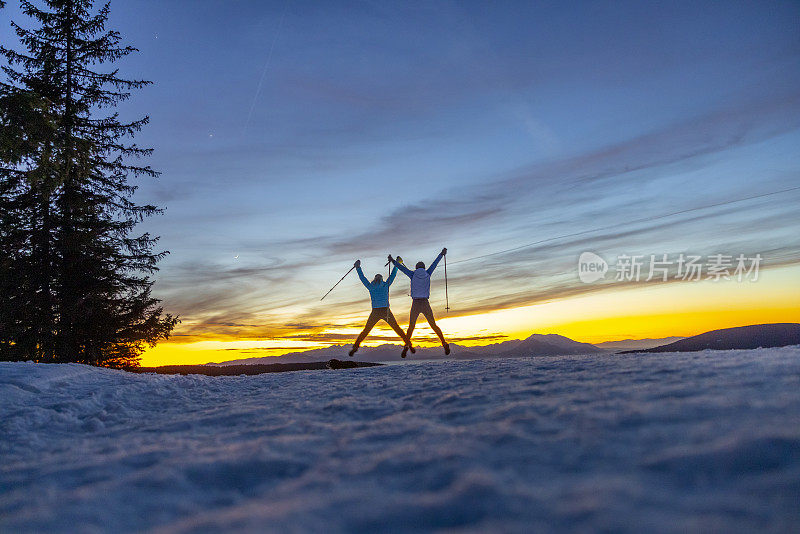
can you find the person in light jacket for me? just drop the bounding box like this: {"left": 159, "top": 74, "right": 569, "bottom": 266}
{"left": 388, "top": 248, "right": 450, "bottom": 358}
{"left": 349, "top": 259, "right": 415, "bottom": 357}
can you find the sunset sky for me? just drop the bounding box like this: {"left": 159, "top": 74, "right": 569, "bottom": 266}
{"left": 4, "top": 1, "right": 797, "bottom": 366}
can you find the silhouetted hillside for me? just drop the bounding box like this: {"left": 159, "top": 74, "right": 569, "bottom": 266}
{"left": 621, "top": 323, "right": 800, "bottom": 353}
{"left": 505, "top": 334, "right": 604, "bottom": 356}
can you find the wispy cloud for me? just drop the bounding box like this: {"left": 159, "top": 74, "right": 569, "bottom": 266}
{"left": 23, "top": 0, "right": 786, "bottom": 365}
{"left": 152, "top": 58, "right": 800, "bottom": 346}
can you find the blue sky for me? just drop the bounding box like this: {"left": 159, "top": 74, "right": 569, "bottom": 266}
{"left": 2, "top": 0, "right": 799, "bottom": 351}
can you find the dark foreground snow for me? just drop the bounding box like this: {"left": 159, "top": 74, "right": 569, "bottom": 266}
{"left": 2, "top": 348, "right": 799, "bottom": 533}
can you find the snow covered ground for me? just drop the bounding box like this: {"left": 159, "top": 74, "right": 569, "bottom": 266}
{"left": 2, "top": 348, "right": 799, "bottom": 533}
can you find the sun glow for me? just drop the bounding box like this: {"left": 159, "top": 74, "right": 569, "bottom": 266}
{"left": 141, "top": 264, "right": 800, "bottom": 367}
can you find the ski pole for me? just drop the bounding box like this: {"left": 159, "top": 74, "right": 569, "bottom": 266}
{"left": 320, "top": 265, "right": 356, "bottom": 301}
{"left": 444, "top": 253, "right": 450, "bottom": 313}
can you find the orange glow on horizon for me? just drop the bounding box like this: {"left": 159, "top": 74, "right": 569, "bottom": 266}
{"left": 141, "top": 264, "right": 800, "bottom": 367}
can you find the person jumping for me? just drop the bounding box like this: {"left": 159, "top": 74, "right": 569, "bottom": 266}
{"left": 388, "top": 248, "right": 450, "bottom": 358}
{"left": 349, "top": 259, "right": 415, "bottom": 357}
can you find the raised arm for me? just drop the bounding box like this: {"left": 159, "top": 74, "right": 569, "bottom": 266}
{"left": 387, "top": 265, "right": 398, "bottom": 286}
{"left": 427, "top": 248, "right": 446, "bottom": 275}
{"left": 355, "top": 261, "right": 370, "bottom": 288}
{"left": 389, "top": 255, "right": 414, "bottom": 278}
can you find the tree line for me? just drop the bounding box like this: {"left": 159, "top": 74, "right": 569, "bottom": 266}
{"left": 0, "top": 0, "right": 176, "bottom": 367}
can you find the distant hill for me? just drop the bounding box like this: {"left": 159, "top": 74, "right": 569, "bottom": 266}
{"left": 620, "top": 323, "right": 800, "bottom": 353}
{"left": 504, "top": 334, "right": 604, "bottom": 357}
{"left": 211, "top": 333, "right": 604, "bottom": 365}
{"left": 596, "top": 337, "right": 685, "bottom": 351}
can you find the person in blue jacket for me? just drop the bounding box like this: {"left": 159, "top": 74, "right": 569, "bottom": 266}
{"left": 349, "top": 259, "right": 415, "bottom": 357}
{"left": 388, "top": 248, "right": 450, "bottom": 358}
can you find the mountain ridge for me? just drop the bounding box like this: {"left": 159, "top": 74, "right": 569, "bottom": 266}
{"left": 620, "top": 323, "right": 800, "bottom": 353}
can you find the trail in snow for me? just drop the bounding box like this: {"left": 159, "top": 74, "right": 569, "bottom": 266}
{"left": 1, "top": 348, "right": 799, "bottom": 533}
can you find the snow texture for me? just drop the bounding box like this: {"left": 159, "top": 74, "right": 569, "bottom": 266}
{"left": 2, "top": 348, "right": 800, "bottom": 533}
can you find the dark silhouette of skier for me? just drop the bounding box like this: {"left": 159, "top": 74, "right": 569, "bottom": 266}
{"left": 388, "top": 248, "right": 450, "bottom": 358}
{"left": 349, "top": 260, "right": 415, "bottom": 357}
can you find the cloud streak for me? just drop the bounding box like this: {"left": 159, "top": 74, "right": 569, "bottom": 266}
{"left": 132, "top": 2, "right": 800, "bottom": 352}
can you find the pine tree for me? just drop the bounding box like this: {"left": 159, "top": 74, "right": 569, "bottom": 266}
{"left": 0, "top": 83, "right": 58, "bottom": 360}
{"left": 0, "top": 0, "right": 177, "bottom": 367}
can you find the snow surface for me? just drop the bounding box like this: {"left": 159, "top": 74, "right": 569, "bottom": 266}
{"left": 2, "top": 348, "right": 800, "bottom": 533}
